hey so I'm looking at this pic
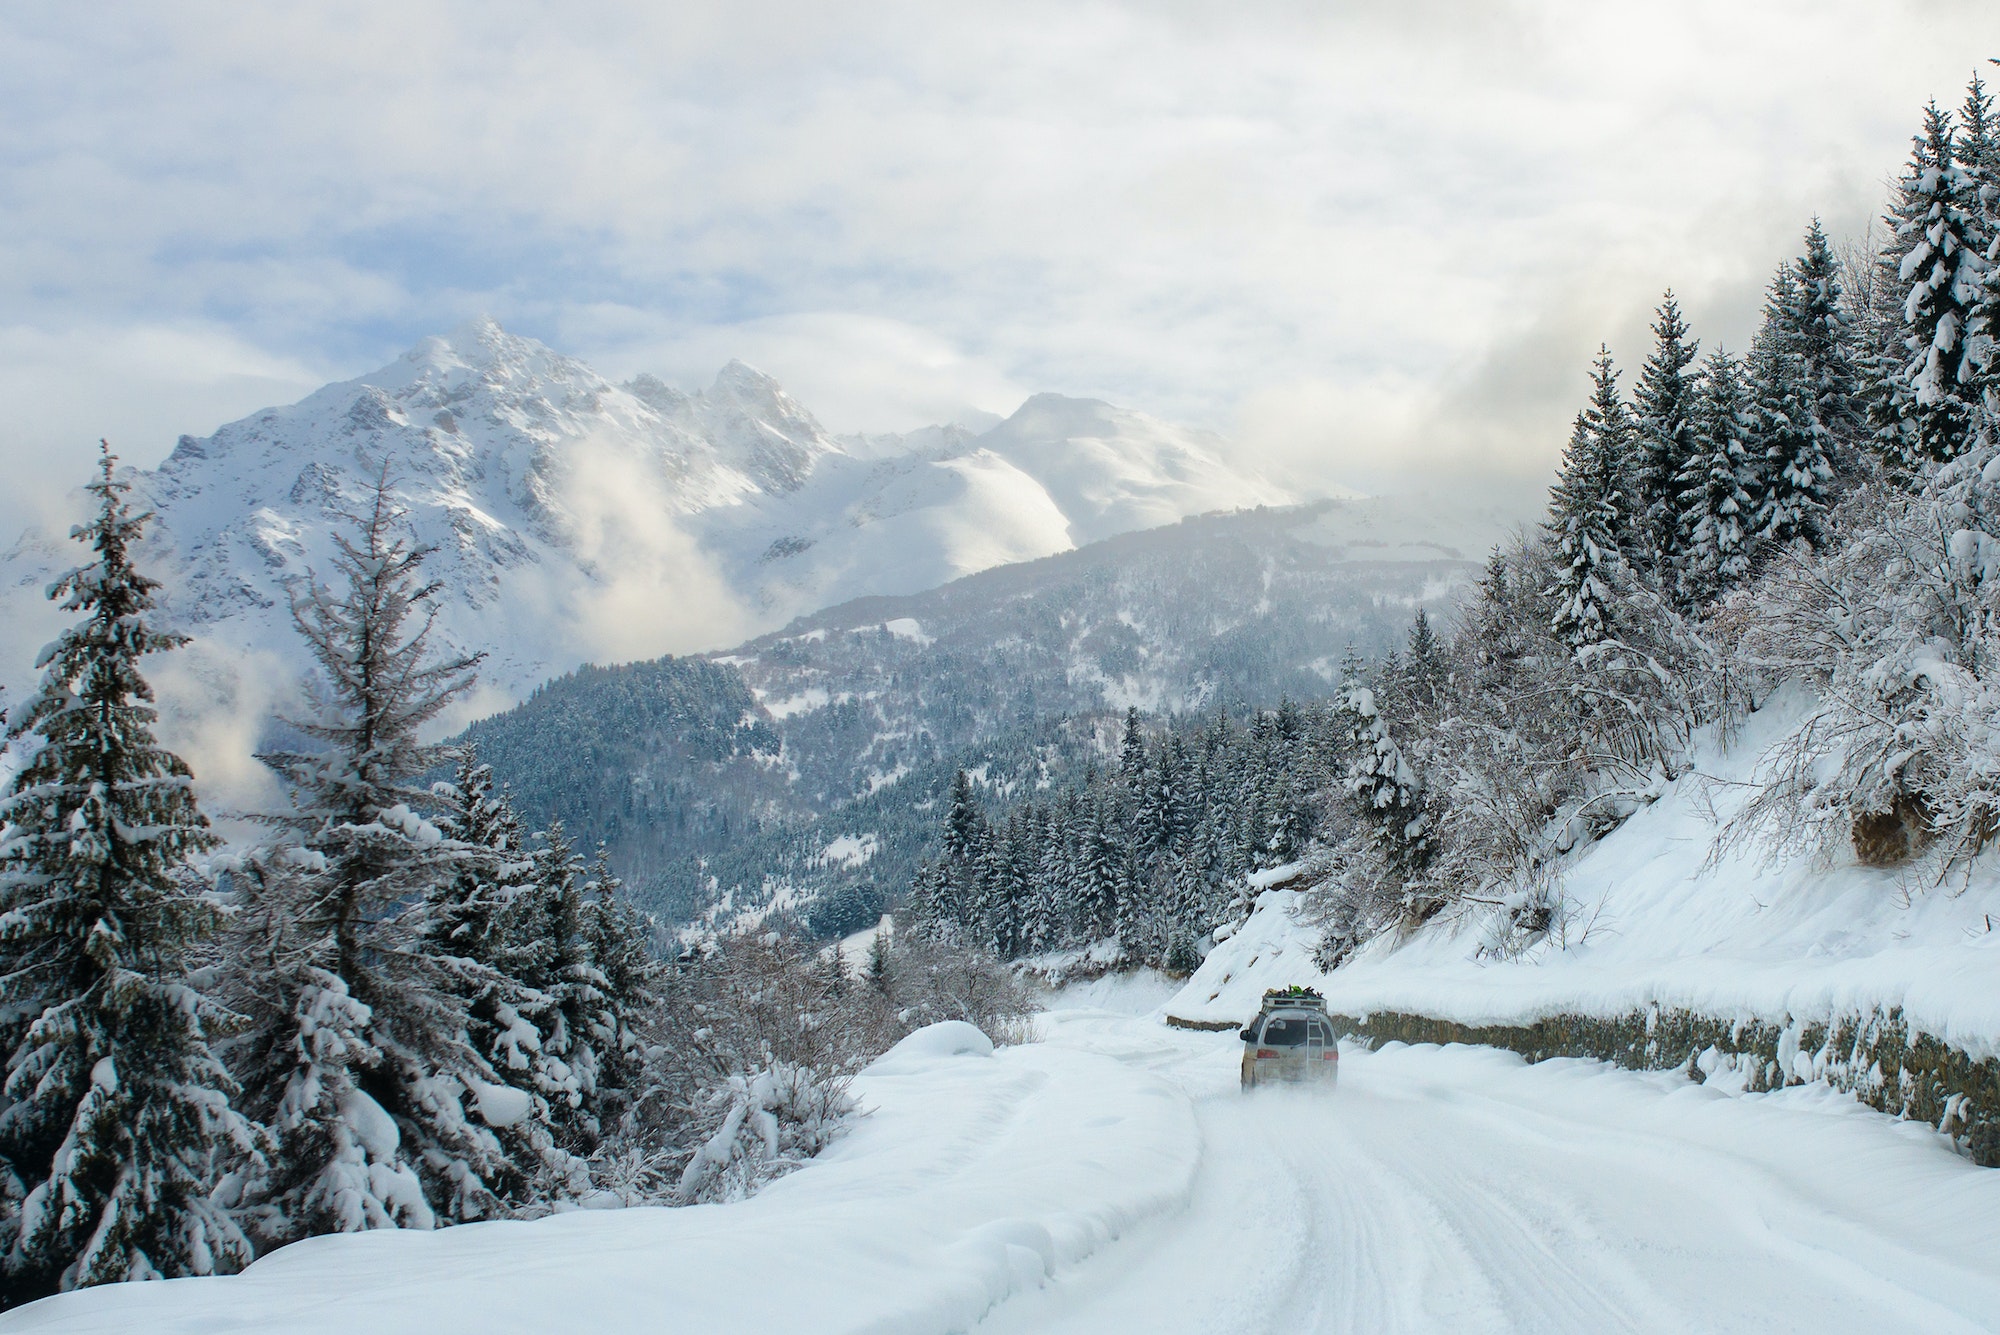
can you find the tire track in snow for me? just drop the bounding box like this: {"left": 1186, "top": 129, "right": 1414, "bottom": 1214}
{"left": 978, "top": 1014, "right": 2000, "bottom": 1334}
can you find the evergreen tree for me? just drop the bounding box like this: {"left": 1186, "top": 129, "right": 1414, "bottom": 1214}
{"left": 510, "top": 825, "right": 605, "bottom": 1151}
{"left": 1404, "top": 608, "right": 1447, "bottom": 711}
{"left": 1769, "top": 219, "right": 1865, "bottom": 495}
{"left": 1748, "top": 277, "right": 1833, "bottom": 549}
{"left": 1632, "top": 295, "right": 1703, "bottom": 571}
{"left": 1961, "top": 75, "right": 2000, "bottom": 427}
{"left": 0, "top": 446, "right": 255, "bottom": 1301}
{"left": 422, "top": 755, "right": 586, "bottom": 1205}
{"left": 1891, "top": 102, "right": 1988, "bottom": 465}
{"left": 1959, "top": 74, "right": 1996, "bottom": 256}
{"left": 1676, "top": 350, "right": 1760, "bottom": 605}
{"left": 865, "top": 926, "right": 892, "bottom": 994}
{"left": 906, "top": 862, "right": 953, "bottom": 944}
{"left": 1789, "top": 219, "right": 1865, "bottom": 465}
{"left": 424, "top": 751, "right": 541, "bottom": 1098}
{"left": 1546, "top": 349, "right": 1634, "bottom": 652}
{"left": 579, "top": 856, "right": 660, "bottom": 1110}
{"left": 940, "top": 770, "right": 987, "bottom": 868}
{"left": 1078, "top": 797, "right": 1120, "bottom": 941}
{"left": 1338, "top": 665, "right": 1431, "bottom": 882}
{"left": 234, "top": 472, "right": 507, "bottom": 1242}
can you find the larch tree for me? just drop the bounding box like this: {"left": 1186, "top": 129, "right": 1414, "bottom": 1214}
{"left": 231, "top": 468, "right": 508, "bottom": 1244}
{"left": 0, "top": 445, "right": 256, "bottom": 1303}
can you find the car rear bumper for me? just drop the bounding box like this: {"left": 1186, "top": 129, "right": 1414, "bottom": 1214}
{"left": 1241, "top": 1051, "right": 1339, "bottom": 1088}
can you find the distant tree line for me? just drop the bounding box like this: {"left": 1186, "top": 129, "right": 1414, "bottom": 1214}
{"left": 910, "top": 700, "right": 1338, "bottom": 971}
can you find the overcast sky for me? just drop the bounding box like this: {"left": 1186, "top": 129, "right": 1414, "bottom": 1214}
{"left": 3, "top": 2, "right": 1997, "bottom": 535}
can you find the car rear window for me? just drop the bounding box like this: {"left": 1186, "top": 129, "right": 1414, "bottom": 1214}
{"left": 1259, "top": 1016, "right": 1309, "bottom": 1046}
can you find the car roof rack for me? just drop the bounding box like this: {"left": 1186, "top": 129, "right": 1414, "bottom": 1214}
{"left": 1259, "top": 986, "right": 1327, "bottom": 1012}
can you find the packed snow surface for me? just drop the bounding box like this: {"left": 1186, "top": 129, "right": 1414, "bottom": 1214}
{"left": 13, "top": 1010, "right": 1997, "bottom": 1333}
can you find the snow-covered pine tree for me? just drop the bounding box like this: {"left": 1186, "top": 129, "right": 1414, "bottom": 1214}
{"left": 234, "top": 471, "right": 509, "bottom": 1243}
{"left": 916, "top": 769, "right": 990, "bottom": 946}
{"left": 973, "top": 818, "right": 1024, "bottom": 958}
{"left": 419, "top": 756, "right": 587, "bottom": 1205}
{"left": 1749, "top": 273, "right": 1833, "bottom": 550}
{"left": 579, "top": 852, "right": 660, "bottom": 1117}
{"left": 906, "top": 862, "right": 953, "bottom": 945}
{"left": 0, "top": 445, "right": 256, "bottom": 1303}
{"left": 1892, "top": 102, "right": 1988, "bottom": 466}
{"left": 865, "top": 926, "right": 892, "bottom": 994}
{"left": 1961, "top": 76, "right": 2000, "bottom": 425}
{"left": 1404, "top": 608, "right": 1447, "bottom": 712}
{"left": 1113, "top": 842, "right": 1153, "bottom": 961}
{"left": 1118, "top": 707, "right": 1147, "bottom": 801}
{"left": 1632, "top": 295, "right": 1703, "bottom": 573}
{"left": 1161, "top": 856, "right": 1205, "bottom": 975}
{"left": 1337, "top": 663, "right": 1432, "bottom": 884}
{"left": 1023, "top": 807, "right": 1063, "bottom": 955}
{"left": 1078, "top": 796, "right": 1120, "bottom": 941}
{"left": 1546, "top": 349, "right": 1633, "bottom": 653}
{"left": 1785, "top": 219, "right": 1864, "bottom": 482}
{"left": 508, "top": 823, "right": 606, "bottom": 1151}
{"left": 1863, "top": 116, "right": 1949, "bottom": 471}
{"left": 1675, "top": 350, "right": 1759, "bottom": 606}
{"left": 1959, "top": 74, "right": 1996, "bottom": 261}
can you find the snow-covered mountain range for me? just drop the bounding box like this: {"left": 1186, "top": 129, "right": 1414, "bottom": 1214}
{"left": 0, "top": 319, "right": 1292, "bottom": 712}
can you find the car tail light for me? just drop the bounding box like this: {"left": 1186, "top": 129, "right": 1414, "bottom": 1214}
{"left": 1322, "top": 1052, "right": 1338, "bottom": 1060}
{"left": 1255, "top": 1049, "right": 1278, "bottom": 1059}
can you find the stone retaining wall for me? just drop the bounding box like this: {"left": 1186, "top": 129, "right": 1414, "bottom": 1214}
{"left": 1312, "top": 1005, "right": 2000, "bottom": 1167}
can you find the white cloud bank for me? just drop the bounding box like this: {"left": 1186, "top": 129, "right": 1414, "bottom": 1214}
{"left": 1, "top": 1, "right": 1997, "bottom": 532}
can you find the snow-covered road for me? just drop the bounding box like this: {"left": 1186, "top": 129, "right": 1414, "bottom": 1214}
{"left": 991, "top": 1010, "right": 2000, "bottom": 1334}
{"left": 10, "top": 1006, "right": 1998, "bottom": 1334}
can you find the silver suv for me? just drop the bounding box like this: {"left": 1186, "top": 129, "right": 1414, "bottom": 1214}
{"left": 1239, "top": 988, "right": 1339, "bottom": 1089}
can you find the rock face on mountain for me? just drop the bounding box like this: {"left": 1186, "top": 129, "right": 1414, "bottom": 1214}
{"left": 0, "top": 319, "right": 1296, "bottom": 711}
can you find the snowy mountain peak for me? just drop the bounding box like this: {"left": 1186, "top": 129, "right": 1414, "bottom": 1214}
{"left": 0, "top": 324, "right": 1312, "bottom": 733}
{"left": 694, "top": 359, "right": 838, "bottom": 494}
{"left": 977, "top": 391, "right": 1287, "bottom": 545}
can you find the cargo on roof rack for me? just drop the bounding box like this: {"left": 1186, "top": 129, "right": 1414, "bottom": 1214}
{"left": 1259, "top": 986, "right": 1327, "bottom": 1013}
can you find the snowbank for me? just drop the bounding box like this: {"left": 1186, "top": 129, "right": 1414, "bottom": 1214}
{"left": 1040, "top": 968, "right": 1182, "bottom": 1018}
{"left": 6, "top": 1023, "right": 1198, "bottom": 1335}
{"left": 1170, "top": 694, "right": 2000, "bottom": 1057}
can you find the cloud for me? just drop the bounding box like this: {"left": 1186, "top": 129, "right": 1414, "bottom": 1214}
{"left": 144, "top": 637, "right": 295, "bottom": 833}
{"left": 527, "top": 431, "right": 757, "bottom": 664}
{"left": 0, "top": 323, "right": 328, "bottom": 538}
{"left": 1, "top": 0, "right": 1997, "bottom": 527}
{"left": 563, "top": 306, "right": 1031, "bottom": 434}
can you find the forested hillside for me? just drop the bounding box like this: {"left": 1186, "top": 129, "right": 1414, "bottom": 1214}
{"left": 921, "top": 73, "right": 2000, "bottom": 986}
{"left": 462, "top": 500, "right": 1495, "bottom": 928}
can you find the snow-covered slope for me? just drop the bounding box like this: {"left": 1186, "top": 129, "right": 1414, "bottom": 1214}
{"left": 1169, "top": 689, "right": 2000, "bottom": 1054}
{"left": 6, "top": 1022, "right": 1202, "bottom": 1335}
{"left": 0, "top": 320, "right": 1301, "bottom": 749}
